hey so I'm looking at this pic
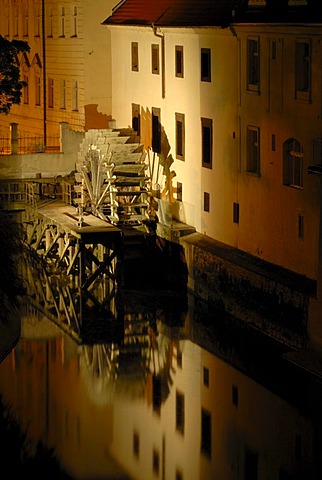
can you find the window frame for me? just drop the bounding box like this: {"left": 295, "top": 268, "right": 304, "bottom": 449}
{"left": 60, "top": 79, "right": 66, "bottom": 109}
{"left": 151, "top": 44, "right": 160, "bottom": 75}
{"left": 201, "top": 118, "right": 213, "bottom": 169}
{"left": 295, "top": 38, "right": 311, "bottom": 101}
{"left": 132, "top": 103, "right": 140, "bottom": 136}
{"left": 247, "top": 37, "right": 260, "bottom": 92}
{"left": 204, "top": 192, "right": 210, "bottom": 212}
{"left": 35, "top": 75, "right": 41, "bottom": 106}
{"left": 152, "top": 107, "right": 161, "bottom": 154}
{"left": 246, "top": 125, "right": 260, "bottom": 175}
{"left": 176, "top": 181, "right": 183, "bottom": 202}
{"left": 176, "top": 391, "right": 185, "bottom": 434}
{"left": 283, "top": 138, "right": 303, "bottom": 189}
{"left": 175, "top": 112, "right": 185, "bottom": 161}
{"left": 175, "top": 45, "right": 184, "bottom": 78}
{"left": 201, "top": 408, "right": 212, "bottom": 457}
{"left": 131, "top": 42, "right": 139, "bottom": 72}
{"left": 23, "top": 75, "right": 29, "bottom": 104}
{"left": 201, "top": 48, "right": 211, "bottom": 82}
{"left": 59, "top": 6, "right": 65, "bottom": 37}
{"left": 48, "top": 77, "right": 54, "bottom": 108}
{"left": 71, "top": 5, "right": 78, "bottom": 37}
{"left": 72, "top": 80, "right": 78, "bottom": 111}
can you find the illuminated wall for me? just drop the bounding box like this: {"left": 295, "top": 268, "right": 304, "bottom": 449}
{"left": 107, "top": 21, "right": 321, "bottom": 282}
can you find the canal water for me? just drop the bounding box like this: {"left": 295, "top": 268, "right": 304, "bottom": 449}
{"left": 1, "top": 278, "right": 322, "bottom": 480}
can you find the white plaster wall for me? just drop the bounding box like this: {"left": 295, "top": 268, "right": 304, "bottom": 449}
{"left": 109, "top": 26, "right": 238, "bottom": 234}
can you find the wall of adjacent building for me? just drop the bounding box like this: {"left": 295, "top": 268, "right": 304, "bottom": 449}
{"left": 0, "top": 0, "right": 115, "bottom": 142}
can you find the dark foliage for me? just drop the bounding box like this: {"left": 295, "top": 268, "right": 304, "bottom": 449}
{"left": 0, "top": 211, "right": 26, "bottom": 324}
{"left": 0, "top": 396, "right": 72, "bottom": 478}
{"left": 0, "top": 35, "right": 30, "bottom": 114}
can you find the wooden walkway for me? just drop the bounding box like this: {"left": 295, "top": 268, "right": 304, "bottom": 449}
{"left": 34, "top": 199, "right": 122, "bottom": 243}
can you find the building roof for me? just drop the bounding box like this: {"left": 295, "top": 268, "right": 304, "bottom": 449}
{"left": 103, "top": 0, "right": 237, "bottom": 28}
{"left": 103, "top": 0, "right": 322, "bottom": 28}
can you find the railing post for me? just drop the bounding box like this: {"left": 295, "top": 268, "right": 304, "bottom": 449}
{"left": 10, "top": 123, "right": 18, "bottom": 154}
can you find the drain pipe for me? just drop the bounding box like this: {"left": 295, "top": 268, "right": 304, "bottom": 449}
{"left": 41, "top": 0, "right": 47, "bottom": 148}
{"left": 152, "top": 23, "right": 165, "bottom": 99}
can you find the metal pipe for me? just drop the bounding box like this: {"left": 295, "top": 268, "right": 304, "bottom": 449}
{"left": 152, "top": 24, "right": 165, "bottom": 99}
{"left": 42, "top": 0, "right": 47, "bottom": 148}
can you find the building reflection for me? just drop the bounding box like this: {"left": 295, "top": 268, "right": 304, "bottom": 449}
{"left": 1, "top": 289, "right": 322, "bottom": 480}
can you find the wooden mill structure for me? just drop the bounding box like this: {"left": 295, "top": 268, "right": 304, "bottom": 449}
{"left": 20, "top": 127, "right": 158, "bottom": 341}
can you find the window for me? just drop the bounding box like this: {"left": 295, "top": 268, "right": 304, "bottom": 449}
{"left": 244, "top": 448, "right": 258, "bottom": 480}
{"left": 60, "top": 79, "right": 66, "bottom": 109}
{"left": 132, "top": 103, "right": 140, "bottom": 135}
{"left": 175, "top": 113, "right": 185, "bottom": 161}
{"left": 201, "top": 118, "right": 213, "bottom": 169}
{"left": 23, "top": 75, "right": 29, "bottom": 104}
{"left": 272, "top": 134, "right": 276, "bottom": 151}
{"left": 23, "top": 6, "right": 29, "bottom": 36}
{"left": 233, "top": 202, "right": 239, "bottom": 223}
{"left": 247, "top": 37, "right": 259, "bottom": 91}
{"left": 176, "top": 391, "right": 185, "bottom": 434}
{"left": 203, "top": 367, "right": 209, "bottom": 387}
{"left": 271, "top": 40, "right": 277, "bottom": 60}
{"left": 152, "top": 449, "right": 160, "bottom": 475}
{"left": 4, "top": 6, "right": 9, "bottom": 36}
{"left": 175, "top": 45, "right": 184, "bottom": 78}
{"left": 46, "top": 6, "right": 53, "bottom": 37}
{"left": 133, "top": 431, "right": 140, "bottom": 458}
{"left": 201, "top": 48, "right": 211, "bottom": 82}
{"left": 201, "top": 409, "right": 211, "bottom": 457}
{"left": 246, "top": 126, "right": 260, "bottom": 174}
{"left": 177, "top": 350, "right": 182, "bottom": 368}
{"left": 151, "top": 44, "right": 160, "bottom": 75}
{"left": 283, "top": 138, "right": 303, "bottom": 188}
{"left": 295, "top": 433, "right": 302, "bottom": 460}
{"left": 153, "top": 375, "right": 161, "bottom": 412}
{"left": 152, "top": 107, "right": 161, "bottom": 153}
{"left": 48, "top": 78, "right": 54, "bottom": 108}
{"left": 59, "top": 6, "right": 65, "bottom": 37}
{"left": 295, "top": 39, "right": 310, "bottom": 100}
{"left": 313, "top": 138, "right": 322, "bottom": 165}
{"left": 35, "top": 75, "right": 41, "bottom": 106}
{"left": 298, "top": 212, "right": 304, "bottom": 238}
{"left": 71, "top": 6, "right": 78, "bottom": 37}
{"left": 177, "top": 182, "right": 182, "bottom": 202}
{"left": 232, "top": 385, "right": 238, "bottom": 406}
{"left": 34, "top": 6, "right": 40, "bottom": 36}
{"left": 175, "top": 470, "right": 183, "bottom": 480}
{"left": 131, "top": 42, "right": 139, "bottom": 72}
{"left": 204, "top": 192, "right": 210, "bottom": 212}
{"left": 72, "top": 80, "right": 78, "bottom": 111}
{"left": 13, "top": 6, "right": 19, "bottom": 36}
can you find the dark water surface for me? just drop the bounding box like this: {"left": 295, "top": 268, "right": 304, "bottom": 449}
{"left": 1, "top": 288, "right": 322, "bottom": 480}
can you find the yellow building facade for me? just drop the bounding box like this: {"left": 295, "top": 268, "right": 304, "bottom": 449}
{"left": 0, "top": 0, "right": 115, "bottom": 149}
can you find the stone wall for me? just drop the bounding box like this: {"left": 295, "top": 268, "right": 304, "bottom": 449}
{"left": 180, "top": 233, "right": 316, "bottom": 348}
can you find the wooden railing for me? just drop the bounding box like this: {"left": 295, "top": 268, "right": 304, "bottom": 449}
{"left": 0, "top": 180, "right": 27, "bottom": 210}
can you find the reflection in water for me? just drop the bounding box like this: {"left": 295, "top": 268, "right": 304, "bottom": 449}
{"left": 1, "top": 287, "right": 322, "bottom": 480}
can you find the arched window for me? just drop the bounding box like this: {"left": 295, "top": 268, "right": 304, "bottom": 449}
{"left": 283, "top": 138, "right": 303, "bottom": 188}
